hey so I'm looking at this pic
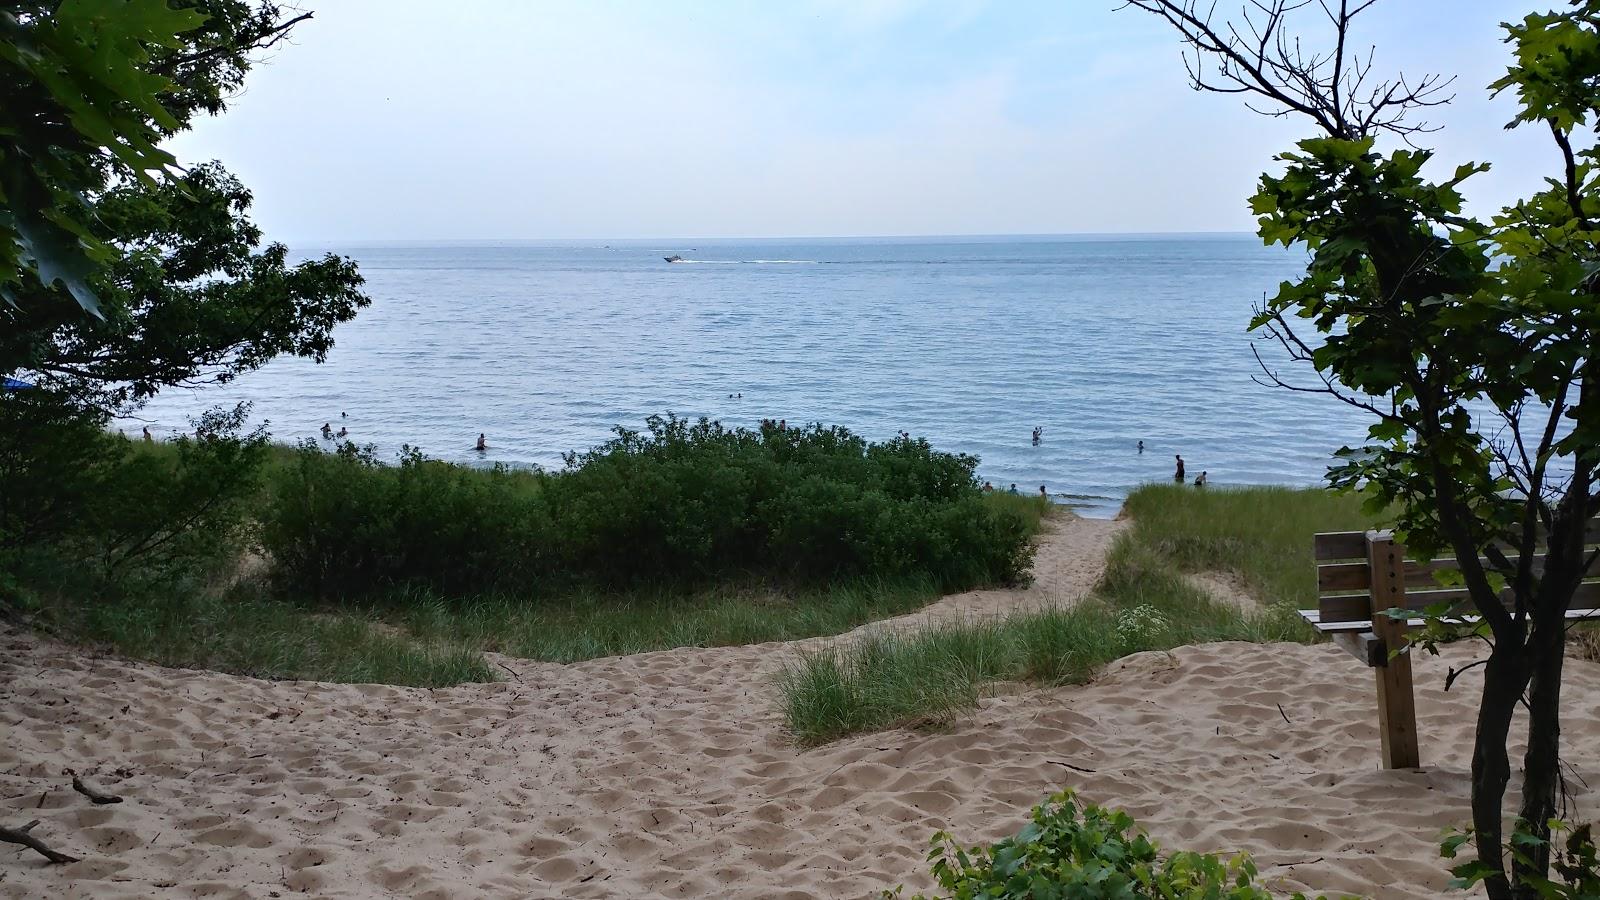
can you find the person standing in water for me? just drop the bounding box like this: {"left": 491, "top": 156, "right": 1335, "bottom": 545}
{"left": 1137, "top": 440, "right": 1144, "bottom": 453}
{"left": 475, "top": 433, "right": 487, "bottom": 452}
{"left": 1174, "top": 454, "right": 1185, "bottom": 482}
{"left": 142, "top": 426, "right": 153, "bottom": 442}
{"left": 1194, "top": 471, "right": 1208, "bottom": 488}
{"left": 1038, "top": 484, "right": 1047, "bottom": 499}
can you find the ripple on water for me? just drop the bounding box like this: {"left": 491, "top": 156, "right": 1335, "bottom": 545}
{"left": 134, "top": 236, "right": 1376, "bottom": 516}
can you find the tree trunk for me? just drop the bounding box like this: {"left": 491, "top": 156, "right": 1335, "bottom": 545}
{"left": 1513, "top": 614, "right": 1569, "bottom": 895}
{"left": 1475, "top": 645, "right": 1531, "bottom": 900}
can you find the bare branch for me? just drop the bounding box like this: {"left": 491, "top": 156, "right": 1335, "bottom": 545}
{"left": 1120, "top": 0, "right": 1453, "bottom": 138}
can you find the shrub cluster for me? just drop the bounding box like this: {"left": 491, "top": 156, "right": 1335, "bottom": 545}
{"left": 899, "top": 790, "right": 1317, "bottom": 900}
{"left": 1, "top": 394, "right": 268, "bottom": 603}
{"left": 260, "top": 415, "right": 1036, "bottom": 600}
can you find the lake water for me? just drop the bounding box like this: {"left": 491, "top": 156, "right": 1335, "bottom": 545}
{"left": 133, "top": 235, "right": 1377, "bottom": 517}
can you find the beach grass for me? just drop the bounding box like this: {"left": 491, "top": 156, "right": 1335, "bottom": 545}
{"left": 385, "top": 576, "right": 947, "bottom": 663}
{"left": 1115, "top": 483, "right": 1375, "bottom": 609}
{"left": 17, "top": 489, "right": 1044, "bottom": 683}
{"left": 25, "top": 579, "right": 495, "bottom": 687}
{"left": 778, "top": 484, "right": 1375, "bottom": 744}
{"left": 21, "top": 567, "right": 962, "bottom": 684}
{"left": 8, "top": 414, "right": 1048, "bottom": 685}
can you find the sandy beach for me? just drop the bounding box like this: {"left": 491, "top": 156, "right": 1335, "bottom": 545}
{"left": 4, "top": 516, "right": 1598, "bottom": 899}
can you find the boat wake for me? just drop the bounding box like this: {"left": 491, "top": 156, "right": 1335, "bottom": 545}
{"left": 667, "top": 259, "right": 820, "bottom": 265}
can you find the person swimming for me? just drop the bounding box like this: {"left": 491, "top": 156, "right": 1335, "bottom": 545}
{"left": 1174, "top": 454, "right": 1185, "bottom": 482}
{"left": 337, "top": 427, "right": 348, "bottom": 438}
{"left": 475, "top": 433, "right": 487, "bottom": 452}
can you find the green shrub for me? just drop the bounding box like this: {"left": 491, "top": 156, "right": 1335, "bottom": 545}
{"left": 1, "top": 398, "right": 268, "bottom": 599}
{"left": 260, "top": 415, "right": 1036, "bottom": 601}
{"left": 0, "top": 389, "right": 125, "bottom": 551}
{"left": 899, "top": 790, "right": 1318, "bottom": 899}
{"left": 261, "top": 441, "right": 552, "bottom": 599}
{"left": 90, "top": 405, "right": 270, "bottom": 582}
{"left": 1443, "top": 819, "right": 1600, "bottom": 897}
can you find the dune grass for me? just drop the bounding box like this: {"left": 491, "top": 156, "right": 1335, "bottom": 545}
{"left": 779, "top": 484, "right": 1379, "bottom": 744}
{"left": 1115, "top": 483, "right": 1375, "bottom": 609}
{"left": 382, "top": 576, "right": 947, "bottom": 663}
{"left": 20, "top": 493, "right": 1048, "bottom": 684}
{"left": 28, "top": 580, "right": 495, "bottom": 687}
{"left": 21, "top": 569, "right": 957, "bottom": 684}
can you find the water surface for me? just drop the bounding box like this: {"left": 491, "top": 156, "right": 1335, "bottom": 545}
{"left": 136, "top": 235, "right": 1373, "bottom": 516}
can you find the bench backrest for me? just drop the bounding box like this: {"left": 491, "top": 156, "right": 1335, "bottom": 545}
{"left": 1313, "top": 520, "right": 1600, "bottom": 627}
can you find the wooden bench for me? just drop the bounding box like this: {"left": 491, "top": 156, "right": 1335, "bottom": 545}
{"left": 1304, "top": 522, "right": 1600, "bottom": 769}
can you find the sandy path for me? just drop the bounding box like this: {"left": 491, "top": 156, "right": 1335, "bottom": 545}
{"left": 847, "top": 515, "right": 1126, "bottom": 635}
{"left": 4, "top": 516, "right": 1596, "bottom": 899}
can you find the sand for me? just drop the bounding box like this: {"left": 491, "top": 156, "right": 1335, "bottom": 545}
{"left": 5, "top": 516, "right": 1600, "bottom": 899}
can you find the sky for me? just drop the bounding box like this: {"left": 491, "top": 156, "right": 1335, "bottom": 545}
{"left": 167, "top": 0, "right": 1555, "bottom": 242}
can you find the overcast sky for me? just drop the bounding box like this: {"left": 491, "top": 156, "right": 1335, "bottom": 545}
{"left": 167, "top": 0, "right": 1552, "bottom": 242}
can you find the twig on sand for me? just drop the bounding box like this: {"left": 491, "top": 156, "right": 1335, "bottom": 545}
{"left": 71, "top": 777, "right": 122, "bottom": 805}
{"left": 0, "top": 820, "right": 80, "bottom": 864}
{"left": 496, "top": 662, "right": 522, "bottom": 682}
{"left": 1046, "top": 759, "right": 1098, "bottom": 774}
{"left": 1276, "top": 702, "right": 1291, "bottom": 725}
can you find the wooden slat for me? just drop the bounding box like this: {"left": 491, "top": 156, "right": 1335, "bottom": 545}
{"left": 1319, "top": 592, "right": 1375, "bottom": 623}
{"left": 1314, "top": 531, "right": 1367, "bottom": 561}
{"left": 1301, "top": 605, "right": 1600, "bottom": 633}
{"left": 1318, "top": 552, "right": 1600, "bottom": 596}
{"left": 1331, "top": 630, "right": 1384, "bottom": 667}
{"left": 1315, "top": 517, "right": 1598, "bottom": 565}
{"left": 1320, "top": 580, "right": 1600, "bottom": 624}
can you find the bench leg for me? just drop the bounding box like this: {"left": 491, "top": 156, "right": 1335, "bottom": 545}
{"left": 1372, "top": 614, "right": 1420, "bottom": 769}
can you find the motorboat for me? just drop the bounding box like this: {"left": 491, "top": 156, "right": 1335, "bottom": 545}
{"left": 664, "top": 255, "right": 684, "bottom": 263}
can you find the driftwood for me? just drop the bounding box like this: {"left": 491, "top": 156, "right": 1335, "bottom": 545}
{"left": 0, "top": 820, "right": 80, "bottom": 864}
{"left": 71, "top": 776, "right": 122, "bottom": 805}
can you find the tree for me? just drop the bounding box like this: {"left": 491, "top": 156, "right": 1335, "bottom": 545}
{"left": 1122, "top": 1, "right": 1600, "bottom": 897}
{"left": 1, "top": 0, "right": 207, "bottom": 317}
{"left": 6, "top": 161, "right": 367, "bottom": 414}
{"left": 3, "top": 1, "right": 368, "bottom": 413}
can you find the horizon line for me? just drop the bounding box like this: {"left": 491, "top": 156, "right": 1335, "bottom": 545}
{"left": 279, "top": 229, "right": 1262, "bottom": 246}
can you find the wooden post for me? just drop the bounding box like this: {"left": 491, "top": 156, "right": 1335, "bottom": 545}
{"left": 1366, "top": 531, "right": 1421, "bottom": 769}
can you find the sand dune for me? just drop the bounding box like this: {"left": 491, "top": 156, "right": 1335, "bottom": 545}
{"left": 5, "top": 518, "right": 1598, "bottom": 898}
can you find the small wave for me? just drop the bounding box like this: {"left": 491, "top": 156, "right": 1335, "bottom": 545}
{"left": 672, "top": 259, "right": 819, "bottom": 265}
